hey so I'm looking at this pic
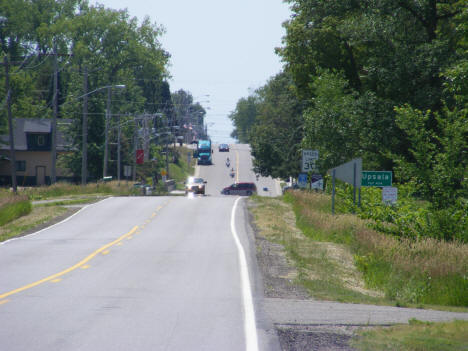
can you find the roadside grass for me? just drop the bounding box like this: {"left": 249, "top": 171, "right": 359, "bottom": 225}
{"left": 0, "top": 195, "right": 32, "bottom": 226}
{"left": 18, "top": 181, "right": 140, "bottom": 200}
{"left": 169, "top": 146, "right": 196, "bottom": 190}
{"left": 0, "top": 205, "right": 68, "bottom": 242}
{"left": 36, "top": 197, "right": 105, "bottom": 207}
{"left": 351, "top": 319, "right": 468, "bottom": 351}
{"left": 284, "top": 190, "right": 468, "bottom": 309}
{"left": 249, "top": 196, "right": 386, "bottom": 304}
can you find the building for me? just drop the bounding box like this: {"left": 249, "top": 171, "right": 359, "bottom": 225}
{"left": 0, "top": 118, "right": 74, "bottom": 186}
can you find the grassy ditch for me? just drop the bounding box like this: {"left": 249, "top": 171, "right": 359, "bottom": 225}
{"left": 283, "top": 190, "right": 468, "bottom": 308}
{"left": 249, "top": 196, "right": 386, "bottom": 304}
{"left": 0, "top": 195, "right": 32, "bottom": 227}
{"left": 0, "top": 204, "right": 68, "bottom": 242}
{"left": 351, "top": 319, "right": 468, "bottom": 351}
{"left": 20, "top": 181, "right": 141, "bottom": 200}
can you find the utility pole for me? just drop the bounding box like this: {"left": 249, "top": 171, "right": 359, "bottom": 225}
{"left": 51, "top": 42, "right": 58, "bottom": 184}
{"left": 103, "top": 87, "right": 111, "bottom": 178}
{"left": 133, "top": 117, "right": 137, "bottom": 181}
{"left": 4, "top": 55, "right": 17, "bottom": 193}
{"left": 81, "top": 66, "right": 88, "bottom": 185}
{"left": 117, "top": 113, "right": 121, "bottom": 184}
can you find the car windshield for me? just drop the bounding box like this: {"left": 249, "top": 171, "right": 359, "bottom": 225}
{"left": 187, "top": 177, "right": 204, "bottom": 184}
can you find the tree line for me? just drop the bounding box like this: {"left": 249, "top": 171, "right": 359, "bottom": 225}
{"left": 0, "top": 0, "right": 204, "bottom": 182}
{"left": 230, "top": 0, "right": 467, "bottom": 211}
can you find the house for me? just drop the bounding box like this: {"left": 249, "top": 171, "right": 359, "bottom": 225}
{"left": 0, "top": 118, "right": 74, "bottom": 186}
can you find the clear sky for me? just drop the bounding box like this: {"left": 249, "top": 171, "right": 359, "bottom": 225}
{"left": 91, "top": 0, "right": 291, "bottom": 143}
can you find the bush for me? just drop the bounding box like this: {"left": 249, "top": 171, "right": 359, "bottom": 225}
{"left": 326, "top": 181, "right": 468, "bottom": 243}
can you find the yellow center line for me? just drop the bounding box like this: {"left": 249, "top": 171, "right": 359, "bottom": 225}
{"left": 0, "top": 299, "right": 9, "bottom": 305}
{"left": 51, "top": 279, "right": 61, "bottom": 283}
{"left": 0, "top": 225, "right": 138, "bottom": 300}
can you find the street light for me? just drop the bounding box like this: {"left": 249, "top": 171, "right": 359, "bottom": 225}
{"left": 78, "top": 81, "right": 125, "bottom": 185}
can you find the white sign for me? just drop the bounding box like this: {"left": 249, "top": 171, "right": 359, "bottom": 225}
{"left": 123, "top": 165, "right": 132, "bottom": 177}
{"left": 302, "top": 150, "right": 319, "bottom": 172}
{"left": 382, "top": 187, "right": 397, "bottom": 204}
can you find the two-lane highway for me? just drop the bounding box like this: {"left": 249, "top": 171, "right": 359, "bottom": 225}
{"left": 198, "top": 144, "right": 281, "bottom": 197}
{"left": 0, "top": 145, "right": 280, "bottom": 351}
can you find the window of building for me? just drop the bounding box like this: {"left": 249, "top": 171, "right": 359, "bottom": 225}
{"left": 16, "top": 160, "right": 26, "bottom": 172}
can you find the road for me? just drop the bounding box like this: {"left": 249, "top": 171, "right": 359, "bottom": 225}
{"left": 1, "top": 144, "right": 467, "bottom": 351}
{"left": 0, "top": 144, "right": 279, "bottom": 351}
{"left": 197, "top": 143, "right": 281, "bottom": 197}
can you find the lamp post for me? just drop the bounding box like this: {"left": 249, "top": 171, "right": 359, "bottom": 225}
{"left": 77, "top": 83, "right": 125, "bottom": 185}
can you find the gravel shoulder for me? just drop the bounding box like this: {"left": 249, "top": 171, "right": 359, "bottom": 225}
{"left": 247, "top": 199, "right": 468, "bottom": 351}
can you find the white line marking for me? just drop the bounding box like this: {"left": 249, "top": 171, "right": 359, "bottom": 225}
{"left": 230, "top": 197, "right": 259, "bottom": 351}
{"left": 0, "top": 197, "right": 111, "bottom": 246}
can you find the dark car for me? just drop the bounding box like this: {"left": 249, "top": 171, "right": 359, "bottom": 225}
{"left": 218, "top": 143, "right": 230, "bottom": 152}
{"left": 221, "top": 182, "right": 257, "bottom": 196}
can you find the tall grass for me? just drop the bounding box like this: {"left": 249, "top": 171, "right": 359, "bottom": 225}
{"left": 0, "top": 195, "right": 32, "bottom": 226}
{"left": 284, "top": 190, "right": 468, "bottom": 307}
{"left": 20, "top": 181, "right": 140, "bottom": 200}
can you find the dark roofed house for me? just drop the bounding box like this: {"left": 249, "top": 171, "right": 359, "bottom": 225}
{"left": 0, "top": 118, "right": 74, "bottom": 186}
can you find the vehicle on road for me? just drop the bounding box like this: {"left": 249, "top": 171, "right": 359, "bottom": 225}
{"left": 184, "top": 177, "right": 207, "bottom": 195}
{"left": 221, "top": 182, "right": 257, "bottom": 196}
{"left": 218, "top": 143, "right": 230, "bottom": 152}
{"left": 195, "top": 139, "right": 212, "bottom": 165}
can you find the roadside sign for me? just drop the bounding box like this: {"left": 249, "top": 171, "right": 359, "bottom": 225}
{"left": 161, "top": 169, "right": 167, "bottom": 176}
{"left": 136, "top": 149, "right": 144, "bottom": 164}
{"left": 311, "top": 174, "right": 323, "bottom": 190}
{"left": 382, "top": 187, "right": 397, "bottom": 204}
{"left": 328, "top": 158, "right": 362, "bottom": 188}
{"left": 298, "top": 173, "right": 308, "bottom": 188}
{"left": 302, "top": 150, "right": 319, "bottom": 172}
{"left": 361, "top": 171, "right": 392, "bottom": 187}
{"left": 123, "top": 165, "right": 132, "bottom": 177}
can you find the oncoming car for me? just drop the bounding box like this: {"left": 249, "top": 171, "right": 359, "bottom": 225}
{"left": 218, "top": 143, "right": 230, "bottom": 152}
{"left": 184, "top": 177, "right": 207, "bottom": 195}
{"left": 221, "top": 182, "right": 257, "bottom": 196}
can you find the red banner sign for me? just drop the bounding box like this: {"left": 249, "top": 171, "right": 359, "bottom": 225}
{"left": 136, "top": 149, "right": 144, "bottom": 164}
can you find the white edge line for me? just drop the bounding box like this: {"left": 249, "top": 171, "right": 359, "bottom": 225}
{"left": 230, "top": 197, "right": 259, "bottom": 351}
{"left": 0, "top": 197, "right": 111, "bottom": 246}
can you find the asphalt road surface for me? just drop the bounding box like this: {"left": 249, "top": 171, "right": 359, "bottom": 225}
{"left": 2, "top": 144, "right": 467, "bottom": 351}
{"left": 197, "top": 143, "right": 281, "bottom": 197}
{"left": 0, "top": 143, "right": 281, "bottom": 351}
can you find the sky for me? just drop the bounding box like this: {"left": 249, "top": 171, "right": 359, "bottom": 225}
{"left": 91, "top": 0, "right": 292, "bottom": 143}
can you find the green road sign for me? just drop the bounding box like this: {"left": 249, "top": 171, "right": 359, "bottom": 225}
{"left": 361, "top": 171, "right": 392, "bottom": 187}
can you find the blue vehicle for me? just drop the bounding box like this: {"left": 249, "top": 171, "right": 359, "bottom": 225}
{"left": 196, "top": 139, "right": 212, "bottom": 165}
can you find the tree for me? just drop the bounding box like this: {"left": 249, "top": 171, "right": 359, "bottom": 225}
{"left": 249, "top": 72, "right": 304, "bottom": 179}
{"left": 228, "top": 96, "right": 258, "bottom": 143}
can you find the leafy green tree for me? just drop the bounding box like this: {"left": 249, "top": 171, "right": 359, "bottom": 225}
{"left": 393, "top": 105, "right": 467, "bottom": 209}
{"left": 229, "top": 96, "right": 258, "bottom": 143}
{"left": 249, "top": 72, "right": 304, "bottom": 178}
